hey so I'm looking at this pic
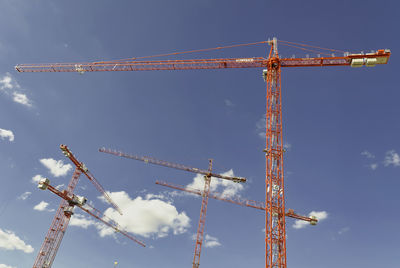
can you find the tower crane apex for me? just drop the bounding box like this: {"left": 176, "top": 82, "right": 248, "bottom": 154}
{"left": 17, "top": 38, "right": 391, "bottom": 268}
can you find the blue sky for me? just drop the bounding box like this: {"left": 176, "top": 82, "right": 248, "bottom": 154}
{"left": 0, "top": 0, "right": 399, "bottom": 267}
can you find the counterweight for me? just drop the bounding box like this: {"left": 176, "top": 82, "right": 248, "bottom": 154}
{"left": 19, "top": 39, "right": 391, "bottom": 268}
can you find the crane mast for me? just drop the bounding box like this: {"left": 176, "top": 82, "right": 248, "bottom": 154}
{"left": 99, "top": 148, "right": 245, "bottom": 268}
{"left": 32, "top": 168, "right": 82, "bottom": 268}
{"left": 38, "top": 179, "right": 146, "bottom": 247}
{"left": 32, "top": 145, "right": 136, "bottom": 268}
{"left": 192, "top": 160, "right": 212, "bottom": 268}
{"left": 18, "top": 38, "right": 391, "bottom": 268}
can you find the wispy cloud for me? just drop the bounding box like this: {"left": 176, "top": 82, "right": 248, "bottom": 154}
{"left": 0, "top": 264, "right": 16, "bottom": 268}
{"left": 0, "top": 228, "right": 34, "bottom": 253}
{"left": 256, "top": 116, "right": 266, "bottom": 138}
{"left": 293, "top": 211, "right": 328, "bottom": 229}
{"left": 31, "top": 174, "right": 45, "bottom": 184}
{"left": 12, "top": 92, "right": 32, "bottom": 107}
{"left": 0, "top": 128, "right": 14, "bottom": 142}
{"left": 361, "top": 150, "right": 375, "bottom": 159}
{"left": 383, "top": 150, "right": 400, "bottom": 167}
{"left": 17, "top": 191, "right": 31, "bottom": 200}
{"left": 40, "top": 158, "right": 72, "bottom": 177}
{"left": 0, "top": 73, "right": 33, "bottom": 107}
{"left": 55, "top": 184, "right": 65, "bottom": 190}
{"left": 0, "top": 73, "right": 17, "bottom": 91}
{"left": 224, "top": 99, "right": 234, "bottom": 107}
{"left": 338, "top": 226, "right": 350, "bottom": 235}
{"left": 204, "top": 234, "right": 221, "bottom": 248}
{"left": 283, "top": 143, "right": 292, "bottom": 151}
{"left": 369, "top": 163, "right": 378, "bottom": 170}
{"left": 0, "top": 263, "right": 16, "bottom": 268}
{"left": 33, "top": 201, "right": 55, "bottom": 212}
{"left": 191, "top": 233, "right": 221, "bottom": 248}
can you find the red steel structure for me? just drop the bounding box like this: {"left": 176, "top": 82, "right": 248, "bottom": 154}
{"left": 60, "top": 144, "right": 123, "bottom": 215}
{"left": 154, "top": 179, "right": 316, "bottom": 268}
{"left": 32, "top": 145, "right": 143, "bottom": 268}
{"left": 155, "top": 180, "right": 317, "bottom": 224}
{"left": 33, "top": 168, "right": 82, "bottom": 268}
{"left": 17, "top": 39, "right": 391, "bottom": 268}
{"left": 99, "top": 148, "right": 245, "bottom": 268}
{"left": 38, "top": 177, "right": 145, "bottom": 247}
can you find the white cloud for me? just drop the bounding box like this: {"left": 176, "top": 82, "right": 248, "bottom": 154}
{"left": 18, "top": 191, "right": 31, "bottom": 200}
{"left": 383, "top": 150, "right": 400, "bottom": 167}
{"left": 40, "top": 158, "right": 72, "bottom": 177}
{"left": 338, "top": 226, "right": 350, "bottom": 235}
{"left": 224, "top": 99, "right": 234, "bottom": 107}
{"left": 0, "top": 73, "right": 33, "bottom": 108}
{"left": 33, "top": 201, "right": 54, "bottom": 212}
{"left": 70, "top": 213, "right": 97, "bottom": 229}
{"left": 12, "top": 92, "right": 32, "bottom": 107}
{"left": 0, "top": 73, "right": 17, "bottom": 90}
{"left": 186, "top": 169, "right": 244, "bottom": 199}
{"left": 55, "top": 184, "right": 65, "bottom": 190}
{"left": 0, "top": 264, "right": 16, "bottom": 268}
{"left": 95, "top": 191, "right": 190, "bottom": 239}
{"left": 256, "top": 116, "right": 266, "bottom": 138}
{"left": 361, "top": 150, "right": 375, "bottom": 159}
{"left": 293, "top": 211, "right": 328, "bottom": 229}
{"left": 31, "top": 174, "right": 45, "bottom": 184}
{"left": 191, "top": 233, "right": 221, "bottom": 248}
{"left": 0, "top": 128, "right": 14, "bottom": 142}
{"left": 0, "top": 228, "right": 34, "bottom": 253}
{"left": 204, "top": 234, "right": 221, "bottom": 248}
{"left": 370, "top": 163, "right": 378, "bottom": 170}
{"left": 283, "top": 143, "right": 292, "bottom": 151}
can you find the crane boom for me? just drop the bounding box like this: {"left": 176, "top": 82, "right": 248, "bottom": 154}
{"left": 99, "top": 147, "right": 246, "bottom": 183}
{"left": 155, "top": 180, "right": 317, "bottom": 223}
{"left": 43, "top": 181, "right": 146, "bottom": 247}
{"left": 19, "top": 39, "right": 391, "bottom": 268}
{"left": 15, "top": 50, "right": 390, "bottom": 73}
{"left": 60, "top": 145, "right": 123, "bottom": 215}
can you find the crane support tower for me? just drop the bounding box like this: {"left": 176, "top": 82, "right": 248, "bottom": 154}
{"left": 32, "top": 145, "right": 143, "bottom": 268}
{"left": 99, "top": 148, "right": 245, "bottom": 268}
{"left": 17, "top": 38, "right": 391, "bottom": 268}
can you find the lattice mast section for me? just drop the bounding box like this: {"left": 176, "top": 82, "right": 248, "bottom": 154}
{"left": 265, "top": 38, "right": 287, "bottom": 268}
{"left": 32, "top": 168, "right": 82, "bottom": 268}
{"left": 193, "top": 159, "right": 213, "bottom": 268}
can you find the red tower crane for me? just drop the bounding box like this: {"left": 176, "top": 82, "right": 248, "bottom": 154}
{"left": 99, "top": 148, "right": 245, "bottom": 268}
{"left": 37, "top": 178, "right": 145, "bottom": 246}
{"left": 17, "top": 39, "right": 391, "bottom": 268}
{"left": 155, "top": 180, "right": 317, "bottom": 224}
{"left": 32, "top": 145, "right": 143, "bottom": 268}
{"left": 155, "top": 179, "right": 317, "bottom": 268}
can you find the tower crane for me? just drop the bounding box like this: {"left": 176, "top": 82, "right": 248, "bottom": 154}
{"left": 154, "top": 179, "right": 316, "bottom": 268}
{"left": 99, "top": 148, "right": 246, "bottom": 268}
{"left": 32, "top": 145, "right": 143, "bottom": 268}
{"left": 60, "top": 144, "right": 123, "bottom": 215}
{"left": 155, "top": 180, "right": 317, "bottom": 224}
{"left": 17, "top": 39, "right": 391, "bottom": 268}
{"left": 37, "top": 177, "right": 145, "bottom": 247}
